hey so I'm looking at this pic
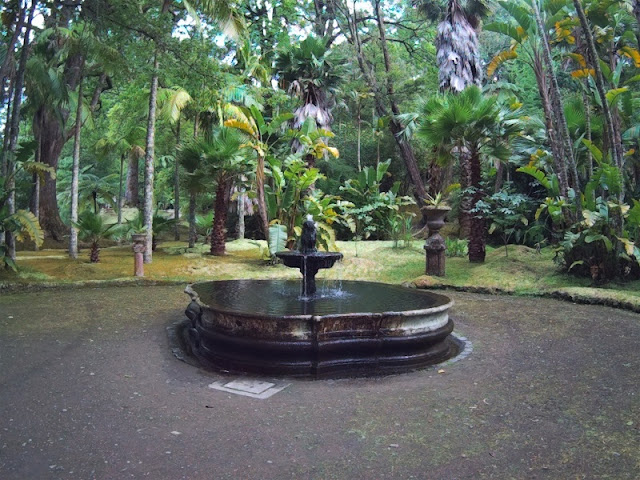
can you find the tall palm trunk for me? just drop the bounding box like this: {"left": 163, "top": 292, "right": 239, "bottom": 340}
{"left": 458, "top": 149, "right": 473, "bottom": 238}
{"left": 143, "top": 52, "right": 159, "bottom": 263}
{"left": 211, "top": 176, "right": 230, "bottom": 255}
{"left": 70, "top": 61, "right": 85, "bottom": 259}
{"left": 436, "top": 0, "right": 483, "bottom": 238}
{"left": 174, "top": 116, "right": 181, "bottom": 240}
{"left": 468, "top": 148, "right": 485, "bottom": 262}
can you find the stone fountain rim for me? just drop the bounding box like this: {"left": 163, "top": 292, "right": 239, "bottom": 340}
{"left": 185, "top": 279, "right": 454, "bottom": 322}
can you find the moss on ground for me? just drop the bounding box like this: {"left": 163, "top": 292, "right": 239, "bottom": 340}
{"left": 2, "top": 239, "right": 639, "bottom": 311}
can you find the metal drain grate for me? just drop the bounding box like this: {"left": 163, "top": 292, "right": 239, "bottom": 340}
{"left": 209, "top": 379, "right": 290, "bottom": 399}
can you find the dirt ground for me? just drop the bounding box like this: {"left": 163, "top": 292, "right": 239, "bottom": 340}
{"left": 0, "top": 286, "right": 638, "bottom": 479}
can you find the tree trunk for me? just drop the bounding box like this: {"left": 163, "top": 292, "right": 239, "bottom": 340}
{"left": 356, "top": 101, "right": 362, "bottom": 172}
{"left": 70, "top": 63, "right": 85, "bottom": 259}
{"left": 124, "top": 149, "right": 141, "bottom": 207}
{"left": 36, "top": 107, "right": 68, "bottom": 240}
{"left": 468, "top": 148, "right": 486, "bottom": 263}
{"left": 534, "top": 1, "right": 580, "bottom": 209}
{"left": 3, "top": 2, "right": 35, "bottom": 261}
{"left": 256, "top": 155, "right": 270, "bottom": 241}
{"left": 188, "top": 191, "right": 197, "bottom": 248}
{"left": 143, "top": 52, "right": 159, "bottom": 263}
{"left": 531, "top": 51, "right": 569, "bottom": 196}
{"left": 117, "top": 153, "right": 125, "bottom": 225}
{"left": 458, "top": 149, "right": 472, "bottom": 239}
{"left": 237, "top": 187, "right": 245, "bottom": 240}
{"left": 573, "top": 0, "right": 622, "bottom": 176}
{"left": 337, "top": 2, "right": 427, "bottom": 216}
{"left": 211, "top": 176, "right": 230, "bottom": 256}
{"left": 0, "top": 3, "right": 25, "bottom": 110}
{"left": 174, "top": 116, "right": 181, "bottom": 240}
{"left": 374, "top": 0, "right": 428, "bottom": 207}
{"left": 90, "top": 242, "right": 100, "bottom": 263}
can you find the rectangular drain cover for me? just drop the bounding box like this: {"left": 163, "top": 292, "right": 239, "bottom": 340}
{"left": 209, "top": 379, "right": 290, "bottom": 399}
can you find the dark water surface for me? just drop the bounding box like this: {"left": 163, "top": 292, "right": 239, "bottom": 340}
{"left": 192, "top": 280, "right": 451, "bottom": 317}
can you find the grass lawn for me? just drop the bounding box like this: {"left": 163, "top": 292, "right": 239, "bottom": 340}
{"left": 2, "top": 238, "right": 639, "bottom": 311}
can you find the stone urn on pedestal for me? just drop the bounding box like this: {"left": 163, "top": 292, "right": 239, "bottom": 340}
{"left": 132, "top": 233, "right": 147, "bottom": 277}
{"left": 422, "top": 206, "right": 450, "bottom": 277}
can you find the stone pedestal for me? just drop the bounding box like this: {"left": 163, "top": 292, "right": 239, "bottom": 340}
{"left": 422, "top": 207, "right": 450, "bottom": 277}
{"left": 424, "top": 233, "right": 446, "bottom": 276}
{"left": 132, "top": 234, "right": 146, "bottom": 277}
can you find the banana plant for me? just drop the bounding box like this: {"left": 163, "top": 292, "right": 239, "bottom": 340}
{"left": 224, "top": 103, "right": 293, "bottom": 242}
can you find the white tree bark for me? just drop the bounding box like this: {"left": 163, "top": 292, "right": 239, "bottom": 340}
{"left": 70, "top": 66, "right": 84, "bottom": 259}
{"left": 143, "top": 52, "right": 159, "bottom": 263}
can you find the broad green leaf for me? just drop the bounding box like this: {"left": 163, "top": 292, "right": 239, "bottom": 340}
{"left": 581, "top": 139, "right": 603, "bottom": 163}
{"left": 605, "top": 87, "right": 629, "bottom": 106}
{"left": 268, "top": 223, "right": 287, "bottom": 255}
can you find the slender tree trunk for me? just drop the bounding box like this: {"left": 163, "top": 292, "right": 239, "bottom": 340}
{"left": 70, "top": 65, "right": 85, "bottom": 259}
{"left": 117, "top": 153, "right": 125, "bottom": 225}
{"left": 4, "top": 2, "right": 35, "bottom": 262}
{"left": 0, "top": 4, "right": 25, "bottom": 112}
{"left": 187, "top": 113, "right": 199, "bottom": 248}
{"left": 256, "top": 155, "right": 270, "bottom": 241}
{"left": 494, "top": 161, "right": 504, "bottom": 193}
{"left": 143, "top": 52, "right": 159, "bottom": 263}
{"left": 531, "top": 52, "right": 569, "bottom": 196}
{"left": 573, "top": 0, "right": 622, "bottom": 177}
{"left": 174, "top": 116, "right": 181, "bottom": 240}
{"left": 237, "top": 187, "right": 245, "bottom": 240}
{"left": 188, "top": 192, "right": 197, "bottom": 248}
{"left": 211, "top": 176, "right": 230, "bottom": 255}
{"left": 356, "top": 101, "right": 362, "bottom": 172}
{"left": 534, "top": 1, "right": 580, "bottom": 206}
{"left": 374, "top": 0, "right": 428, "bottom": 207}
{"left": 124, "top": 150, "right": 140, "bottom": 207}
{"left": 337, "top": 0, "right": 427, "bottom": 214}
{"left": 582, "top": 87, "right": 593, "bottom": 179}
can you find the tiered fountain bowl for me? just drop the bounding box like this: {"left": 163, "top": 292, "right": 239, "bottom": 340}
{"left": 182, "top": 217, "right": 458, "bottom": 378}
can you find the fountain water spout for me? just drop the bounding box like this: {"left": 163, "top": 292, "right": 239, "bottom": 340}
{"left": 275, "top": 215, "right": 343, "bottom": 297}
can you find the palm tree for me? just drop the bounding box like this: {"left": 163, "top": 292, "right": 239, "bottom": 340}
{"left": 75, "top": 210, "right": 116, "bottom": 263}
{"left": 419, "top": 0, "right": 489, "bottom": 237}
{"left": 177, "top": 127, "right": 250, "bottom": 255}
{"left": 432, "top": 0, "right": 488, "bottom": 92}
{"left": 417, "top": 86, "right": 518, "bottom": 262}
{"left": 275, "top": 36, "right": 343, "bottom": 165}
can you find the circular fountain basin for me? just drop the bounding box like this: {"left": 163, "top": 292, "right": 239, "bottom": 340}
{"left": 183, "top": 280, "right": 456, "bottom": 378}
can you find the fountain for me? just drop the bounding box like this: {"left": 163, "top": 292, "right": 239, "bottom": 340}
{"left": 182, "top": 216, "right": 458, "bottom": 378}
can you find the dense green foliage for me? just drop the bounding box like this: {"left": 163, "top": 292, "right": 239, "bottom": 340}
{"left": 1, "top": 0, "right": 639, "bottom": 281}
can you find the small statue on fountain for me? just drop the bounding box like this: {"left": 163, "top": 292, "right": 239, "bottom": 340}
{"left": 300, "top": 214, "right": 317, "bottom": 254}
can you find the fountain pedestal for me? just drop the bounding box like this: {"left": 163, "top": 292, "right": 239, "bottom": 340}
{"left": 275, "top": 216, "right": 342, "bottom": 296}
{"left": 275, "top": 251, "right": 343, "bottom": 296}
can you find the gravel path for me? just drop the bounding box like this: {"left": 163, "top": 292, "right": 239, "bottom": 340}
{"left": 1, "top": 286, "right": 638, "bottom": 479}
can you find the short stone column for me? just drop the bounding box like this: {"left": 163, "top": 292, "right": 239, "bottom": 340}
{"left": 132, "top": 233, "right": 146, "bottom": 277}
{"left": 422, "top": 207, "right": 450, "bottom": 277}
